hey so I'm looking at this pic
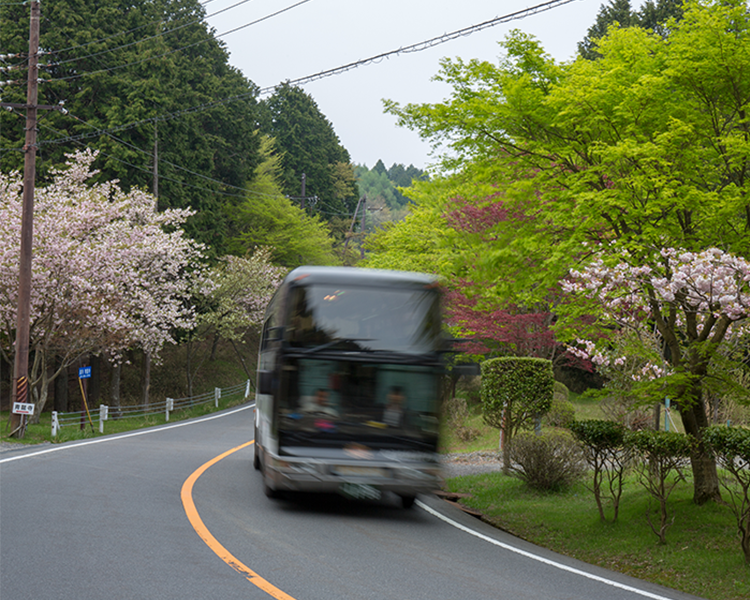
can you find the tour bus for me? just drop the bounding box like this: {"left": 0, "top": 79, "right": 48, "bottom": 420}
{"left": 253, "top": 266, "right": 446, "bottom": 508}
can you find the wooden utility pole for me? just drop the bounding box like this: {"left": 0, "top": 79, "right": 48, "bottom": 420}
{"left": 343, "top": 196, "right": 365, "bottom": 255}
{"left": 8, "top": 1, "right": 41, "bottom": 437}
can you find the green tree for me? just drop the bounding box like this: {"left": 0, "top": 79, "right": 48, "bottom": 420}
{"left": 0, "top": 0, "right": 261, "bottom": 256}
{"left": 579, "top": 0, "right": 684, "bottom": 59}
{"left": 578, "top": 0, "right": 636, "bottom": 59}
{"left": 226, "top": 135, "right": 339, "bottom": 267}
{"left": 258, "top": 83, "right": 358, "bottom": 219}
{"left": 383, "top": 0, "right": 750, "bottom": 503}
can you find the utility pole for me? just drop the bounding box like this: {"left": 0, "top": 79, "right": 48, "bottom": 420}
{"left": 360, "top": 195, "right": 367, "bottom": 259}
{"left": 8, "top": 1, "right": 41, "bottom": 437}
{"left": 152, "top": 121, "right": 159, "bottom": 198}
{"left": 300, "top": 173, "right": 306, "bottom": 210}
{"left": 343, "top": 196, "right": 365, "bottom": 255}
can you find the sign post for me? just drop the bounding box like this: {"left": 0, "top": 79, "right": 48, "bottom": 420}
{"left": 78, "top": 366, "right": 94, "bottom": 433}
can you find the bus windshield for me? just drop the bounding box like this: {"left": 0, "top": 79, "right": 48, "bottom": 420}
{"left": 285, "top": 283, "right": 440, "bottom": 355}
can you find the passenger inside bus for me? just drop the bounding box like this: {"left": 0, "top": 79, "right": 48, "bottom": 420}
{"left": 301, "top": 388, "right": 338, "bottom": 417}
{"left": 382, "top": 386, "right": 406, "bottom": 427}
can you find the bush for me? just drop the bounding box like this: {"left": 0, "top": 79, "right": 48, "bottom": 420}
{"left": 456, "top": 375, "right": 482, "bottom": 408}
{"left": 509, "top": 429, "right": 585, "bottom": 492}
{"left": 545, "top": 395, "right": 576, "bottom": 429}
{"left": 443, "top": 395, "right": 480, "bottom": 442}
{"left": 570, "top": 420, "right": 629, "bottom": 521}
{"left": 626, "top": 429, "right": 695, "bottom": 544}
{"left": 703, "top": 425, "right": 750, "bottom": 564}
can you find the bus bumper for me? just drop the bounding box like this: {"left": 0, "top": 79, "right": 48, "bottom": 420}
{"left": 263, "top": 454, "right": 443, "bottom": 499}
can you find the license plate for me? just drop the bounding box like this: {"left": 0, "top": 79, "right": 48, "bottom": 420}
{"left": 339, "top": 482, "right": 381, "bottom": 501}
{"left": 333, "top": 466, "right": 388, "bottom": 478}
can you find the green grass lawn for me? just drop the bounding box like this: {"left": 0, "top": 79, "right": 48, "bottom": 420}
{"left": 443, "top": 472, "right": 748, "bottom": 600}
{"left": 0, "top": 391, "right": 249, "bottom": 446}
{"left": 440, "top": 395, "right": 749, "bottom": 600}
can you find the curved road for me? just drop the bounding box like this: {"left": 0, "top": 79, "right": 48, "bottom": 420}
{"left": 0, "top": 404, "right": 704, "bottom": 600}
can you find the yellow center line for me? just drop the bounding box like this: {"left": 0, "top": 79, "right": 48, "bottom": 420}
{"left": 181, "top": 441, "right": 297, "bottom": 600}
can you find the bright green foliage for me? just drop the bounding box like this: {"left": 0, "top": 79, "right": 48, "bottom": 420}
{"left": 571, "top": 419, "right": 629, "bottom": 521}
{"left": 0, "top": 0, "right": 262, "bottom": 256}
{"left": 704, "top": 425, "right": 750, "bottom": 563}
{"left": 480, "top": 357, "right": 554, "bottom": 473}
{"left": 382, "top": 0, "right": 750, "bottom": 504}
{"left": 626, "top": 430, "right": 696, "bottom": 543}
{"left": 225, "top": 135, "right": 338, "bottom": 268}
{"left": 509, "top": 429, "right": 585, "bottom": 492}
{"left": 362, "top": 171, "right": 493, "bottom": 276}
{"left": 385, "top": 0, "right": 750, "bottom": 293}
{"left": 258, "top": 83, "right": 358, "bottom": 219}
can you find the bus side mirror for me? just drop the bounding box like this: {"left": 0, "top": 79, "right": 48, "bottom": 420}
{"left": 257, "top": 370, "right": 274, "bottom": 395}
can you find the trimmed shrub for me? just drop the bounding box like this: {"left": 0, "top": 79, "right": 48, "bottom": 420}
{"left": 481, "top": 357, "right": 554, "bottom": 474}
{"left": 570, "top": 420, "right": 629, "bottom": 521}
{"left": 704, "top": 425, "right": 750, "bottom": 564}
{"left": 626, "top": 429, "right": 696, "bottom": 544}
{"left": 509, "top": 429, "right": 585, "bottom": 492}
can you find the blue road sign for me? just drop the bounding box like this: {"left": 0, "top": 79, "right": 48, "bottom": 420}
{"left": 79, "top": 366, "right": 92, "bottom": 379}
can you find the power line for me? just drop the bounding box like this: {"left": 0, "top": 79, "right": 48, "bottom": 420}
{"left": 5, "top": 0, "right": 576, "bottom": 206}
{"left": 37, "top": 0, "right": 575, "bottom": 150}
{"left": 44, "top": 0, "right": 228, "bottom": 58}
{"left": 47, "top": 0, "right": 260, "bottom": 68}
{"left": 271, "top": 0, "right": 576, "bottom": 90}
{"left": 45, "top": 0, "right": 314, "bottom": 82}
{"left": 31, "top": 111, "right": 284, "bottom": 200}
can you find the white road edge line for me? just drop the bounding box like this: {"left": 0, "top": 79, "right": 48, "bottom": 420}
{"left": 0, "top": 403, "right": 255, "bottom": 465}
{"left": 416, "top": 499, "right": 676, "bottom": 600}
{"left": 1, "top": 410, "right": 678, "bottom": 600}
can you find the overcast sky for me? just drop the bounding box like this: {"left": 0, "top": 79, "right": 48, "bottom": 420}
{"left": 204, "top": 0, "right": 618, "bottom": 171}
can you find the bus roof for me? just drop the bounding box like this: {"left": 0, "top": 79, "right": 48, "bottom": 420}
{"left": 284, "top": 266, "right": 438, "bottom": 288}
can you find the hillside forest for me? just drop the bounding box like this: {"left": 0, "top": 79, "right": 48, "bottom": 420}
{"left": 0, "top": 0, "right": 426, "bottom": 420}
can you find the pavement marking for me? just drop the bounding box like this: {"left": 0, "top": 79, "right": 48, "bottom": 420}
{"left": 417, "top": 500, "right": 678, "bottom": 600}
{"left": 181, "top": 440, "right": 297, "bottom": 600}
{"left": 0, "top": 404, "right": 254, "bottom": 464}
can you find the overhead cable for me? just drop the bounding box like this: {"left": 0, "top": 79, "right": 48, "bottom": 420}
{"left": 39, "top": 0, "right": 575, "bottom": 148}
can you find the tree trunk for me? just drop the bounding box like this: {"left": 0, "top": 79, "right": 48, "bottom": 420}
{"left": 89, "top": 354, "right": 101, "bottom": 406}
{"left": 210, "top": 332, "right": 219, "bottom": 361}
{"left": 230, "top": 339, "right": 252, "bottom": 380}
{"left": 678, "top": 398, "right": 721, "bottom": 505}
{"left": 186, "top": 340, "right": 193, "bottom": 399}
{"left": 54, "top": 357, "right": 69, "bottom": 413}
{"left": 110, "top": 362, "right": 122, "bottom": 418}
{"left": 141, "top": 350, "right": 151, "bottom": 409}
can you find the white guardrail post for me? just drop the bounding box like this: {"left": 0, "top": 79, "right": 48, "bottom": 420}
{"left": 51, "top": 411, "right": 59, "bottom": 437}
{"left": 214, "top": 387, "right": 221, "bottom": 408}
{"left": 99, "top": 405, "right": 108, "bottom": 434}
{"left": 166, "top": 398, "right": 174, "bottom": 422}
{"left": 245, "top": 379, "right": 251, "bottom": 399}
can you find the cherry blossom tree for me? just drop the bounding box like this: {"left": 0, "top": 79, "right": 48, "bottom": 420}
{"left": 563, "top": 247, "right": 750, "bottom": 501}
{"left": 184, "top": 248, "right": 286, "bottom": 396}
{"left": 0, "top": 149, "right": 210, "bottom": 420}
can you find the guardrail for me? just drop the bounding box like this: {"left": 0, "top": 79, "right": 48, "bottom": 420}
{"left": 51, "top": 380, "right": 252, "bottom": 437}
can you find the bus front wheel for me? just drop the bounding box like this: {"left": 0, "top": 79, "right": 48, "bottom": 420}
{"left": 399, "top": 494, "right": 416, "bottom": 509}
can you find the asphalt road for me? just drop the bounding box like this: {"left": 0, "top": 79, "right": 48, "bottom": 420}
{"left": 0, "top": 404, "right": 705, "bottom": 600}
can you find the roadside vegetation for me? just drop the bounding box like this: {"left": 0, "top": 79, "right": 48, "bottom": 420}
{"left": 440, "top": 379, "right": 750, "bottom": 600}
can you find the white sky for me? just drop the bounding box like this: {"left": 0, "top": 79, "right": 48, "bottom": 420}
{"left": 204, "top": 0, "right": 614, "bottom": 171}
